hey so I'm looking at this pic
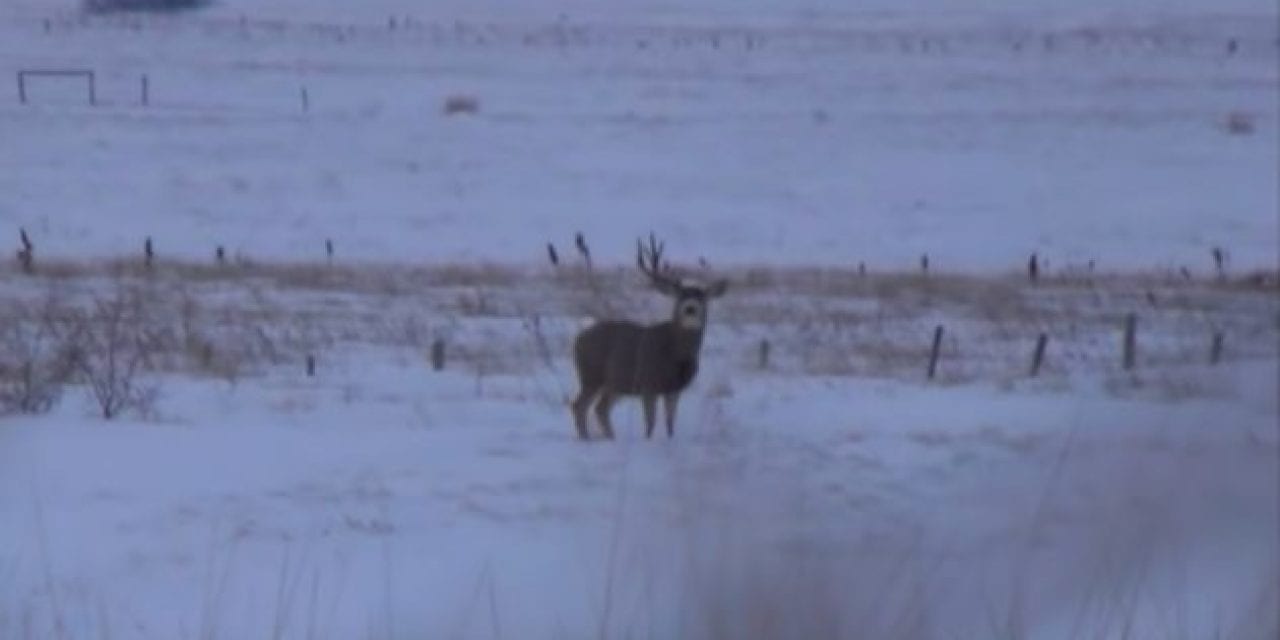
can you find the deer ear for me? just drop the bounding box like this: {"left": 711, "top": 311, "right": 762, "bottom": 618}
{"left": 705, "top": 279, "right": 729, "bottom": 298}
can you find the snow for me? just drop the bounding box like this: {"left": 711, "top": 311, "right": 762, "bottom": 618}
{"left": 2, "top": 343, "right": 1276, "bottom": 638}
{"left": 0, "top": 0, "right": 1277, "bottom": 638}
{"left": 0, "top": 0, "right": 1276, "bottom": 270}
{"left": 0, "top": 265, "right": 1275, "bottom": 638}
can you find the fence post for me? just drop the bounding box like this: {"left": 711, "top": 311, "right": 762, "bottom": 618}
{"left": 16, "top": 69, "right": 96, "bottom": 106}
{"left": 300, "top": 86, "right": 309, "bottom": 112}
{"left": 306, "top": 354, "right": 316, "bottom": 377}
{"left": 431, "top": 339, "right": 446, "bottom": 371}
{"left": 18, "top": 227, "right": 34, "bottom": 274}
{"left": 1030, "top": 333, "right": 1049, "bottom": 376}
{"left": 927, "top": 324, "right": 944, "bottom": 379}
{"left": 1209, "top": 331, "right": 1224, "bottom": 365}
{"left": 1122, "top": 313, "right": 1137, "bottom": 370}
{"left": 758, "top": 339, "right": 770, "bottom": 370}
{"left": 140, "top": 74, "right": 149, "bottom": 107}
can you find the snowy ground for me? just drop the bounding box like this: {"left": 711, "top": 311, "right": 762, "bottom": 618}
{"left": 0, "top": 262, "right": 1275, "bottom": 639}
{"left": 1, "top": 0, "right": 1278, "bottom": 639}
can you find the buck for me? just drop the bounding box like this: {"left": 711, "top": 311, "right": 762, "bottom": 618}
{"left": 571, "top": 235, "right": 728, "bottom": 440}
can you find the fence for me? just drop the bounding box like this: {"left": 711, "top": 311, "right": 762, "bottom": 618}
{"left": 17, "top": 69, "right": 96, "bottom": 106}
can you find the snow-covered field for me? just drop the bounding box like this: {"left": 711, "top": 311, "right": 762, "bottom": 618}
{"left": 1, "top": 0, "right": 1277, "bottom": 638}
{"left": 0, "top": 260, "right": 1274, "bottom": 639}
{"left": 1, "top": 0, "right": 1276, "bottom": 268}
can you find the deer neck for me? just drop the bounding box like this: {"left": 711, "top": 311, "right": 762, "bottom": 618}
{"left": 660, "top": 322, "right": 704, "bottom": 360}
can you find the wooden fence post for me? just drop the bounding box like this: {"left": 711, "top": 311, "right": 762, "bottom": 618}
{"left": 1209, "top": 331, "right": 1224, "bottom": 365}
{"left": 17, "top": 227, "right": 34, "bottom": 274}
{"left": 927, "top": 325, "right": 944, "bottom": 379}
{"left": 16, "top": 69, "right": 95, "bottom": 106}
{"left": 1122, "top": 313, "right": 1137, "bottom": 370}
{"left": 575, "top": 232, "right": 591, "bottom": 268}
{"left": 1030, "top": 333, "right": 1048, "bottom": 376}
{"left": 431, "top": 339, "right": 446, "bottom": 371}
{"left": 140, "top": 74, "right": 149, "bottom": 106}
{"left": 758, "top": 339, "right": 770, "bottom": 370}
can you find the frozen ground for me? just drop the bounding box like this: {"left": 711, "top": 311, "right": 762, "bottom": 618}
{"left": 0, "top": 0, "right": 1278, "bottom": 638}
{"left": 0, "top": 261, "right": 1276, "bottom": 639}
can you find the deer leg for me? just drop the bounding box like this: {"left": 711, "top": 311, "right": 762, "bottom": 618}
{"left": 662, "top": 393, "right": 679, "bottom": 438}
{"left": 571, "top": 385, "right": 599, "bottom": 440}
{"left": 642, "top": 395, "right": 657, "bottom": 439}
{"left": 594, "top": 391, "right": 617, "bottom": 440}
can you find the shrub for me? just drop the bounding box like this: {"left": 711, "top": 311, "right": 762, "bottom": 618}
{"left": 73, "top": 289, "right": 160, "bottom": 420}
{"left": 0, "top": 319, "right": 76, "bottom": 415}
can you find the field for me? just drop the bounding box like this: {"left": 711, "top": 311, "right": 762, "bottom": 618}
{"left": 0, "top": 0, "right": 1277, "bottom": 638}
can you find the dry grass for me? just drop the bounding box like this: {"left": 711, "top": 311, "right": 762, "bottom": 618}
{"left": 11, "top": 256, "right": 1277, "bottom": 300}
{"left": 2, "top": 256, "right": 1275, "bottom": 399}
{"left": 599, "top": 414, "right": 1280, "bottom": 640}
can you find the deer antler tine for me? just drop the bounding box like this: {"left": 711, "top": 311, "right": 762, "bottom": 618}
{"left": 635, "top": 233, "right": 680, "bottom": 292}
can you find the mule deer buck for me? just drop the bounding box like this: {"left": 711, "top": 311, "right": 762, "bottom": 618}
{"left": 571, "top": 234, "right": 728, "bottom": 440}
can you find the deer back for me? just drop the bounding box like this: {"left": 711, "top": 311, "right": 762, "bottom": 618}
{"left": 576, "top": 320, "right": 703, "bottom": 396}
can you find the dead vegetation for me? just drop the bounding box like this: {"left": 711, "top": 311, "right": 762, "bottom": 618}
{"left": 0, "top": 255, "right": 1275, "bottom": 415}
{"left": 0, "top": 299, "right": 76, "bottom": 415}
{"left": 72, "top": 287, "right": 161, "bottom": 419}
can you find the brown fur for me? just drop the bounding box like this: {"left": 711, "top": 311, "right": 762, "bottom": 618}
{"left": 572, "top": 282, "right": 726, "bottom": 440}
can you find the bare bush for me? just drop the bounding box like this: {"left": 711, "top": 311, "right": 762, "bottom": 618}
{"left": 0, "top": 313, "right": 76, "bottom": 415}
{"left": 73, "top": 288, "right": 160, "bottom": 420}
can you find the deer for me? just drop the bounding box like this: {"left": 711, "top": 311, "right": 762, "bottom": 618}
{"left": 571, "top": 234, "right": 728, "bottom": 440}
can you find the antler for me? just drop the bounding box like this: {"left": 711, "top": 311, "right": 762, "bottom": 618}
{"left": 636, "top": 233, "right": 681, "bottom": 295}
